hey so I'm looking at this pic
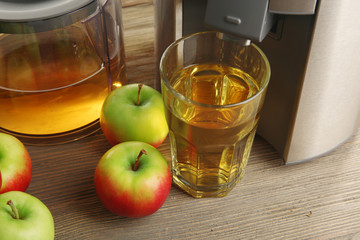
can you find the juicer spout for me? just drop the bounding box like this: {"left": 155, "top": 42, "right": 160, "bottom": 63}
{"left": 205, "top": 0, "right": 274, "bottom": 43}
{"left": 216, "top": 32, "right": 251, "bottom": 46}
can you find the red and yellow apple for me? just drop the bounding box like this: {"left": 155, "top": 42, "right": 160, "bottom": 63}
{"left": 94, "top": 141, "right": 171, "bottom": 218}
{"left": 0, "top": 133, "right": 32, "bottom": 194}
{"left": 100, "top": 83, "right": 169, "bottom": 148}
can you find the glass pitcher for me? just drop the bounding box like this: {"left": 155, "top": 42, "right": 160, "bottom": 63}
{"left": 0, "top": 0, "right": 126, "bottom": 144}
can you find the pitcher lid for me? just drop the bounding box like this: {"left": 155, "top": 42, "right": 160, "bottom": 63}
{"left": 0, "top": 0, "right": 95, "bottom": 22}
{"left": 0, "top": 0, "right": 98, "bottom": 33}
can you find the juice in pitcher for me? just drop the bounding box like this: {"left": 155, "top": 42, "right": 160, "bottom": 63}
{"left": 0, "top": 0, "right": 126, "bottom": 144}
{"left": 0, "top": 29, "right": 109, "bottom": 135}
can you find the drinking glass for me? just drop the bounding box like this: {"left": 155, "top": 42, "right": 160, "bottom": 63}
{"left": 160, "top": 31, "right": 270, "bottom": 198}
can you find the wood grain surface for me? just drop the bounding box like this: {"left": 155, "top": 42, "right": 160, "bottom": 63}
{"left": 23, "top": 2, "right": 360, "bottom": 239}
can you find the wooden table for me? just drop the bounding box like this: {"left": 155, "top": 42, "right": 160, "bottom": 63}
{"left": 25, "top": 2, "right": 360, "bottom": 239}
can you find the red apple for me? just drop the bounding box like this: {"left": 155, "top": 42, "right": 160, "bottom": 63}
{"left": 94, "top": 141, "right": 171, "bottom": 218}
{"left": 0, "top": 133, "right": 32, "bottom": 194}
{"left": 100, "top": 83, "right": 169, "bottom": 148}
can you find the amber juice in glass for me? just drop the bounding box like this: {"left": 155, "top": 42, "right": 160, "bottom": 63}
{"left": 0, "top": 21, "right": 126, "bottom": 144}
{"left": 161, "top": 32, "right": 270, "bottom": 198}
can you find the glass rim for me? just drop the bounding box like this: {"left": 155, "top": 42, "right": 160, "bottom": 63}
{"left": 160, "top": 31, "right": 271, "bottom": 109}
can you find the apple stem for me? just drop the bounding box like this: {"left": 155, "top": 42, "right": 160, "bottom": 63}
{"left": 133, "top": 149, "right": 147, "bottom": 171}
{"left": 137, "top": 84, "right": 143, "bottom": 105}
{"left": 7, "top": 200, "right": 20, "bottom": 219}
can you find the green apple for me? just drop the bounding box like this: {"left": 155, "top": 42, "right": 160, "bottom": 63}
{"left": 94, "top": 141, "right": 171, "bottom": 218}
{"left": 0, "top": 132, "right": 32, "bottom": 193}
{"left": 100, "top": 83, "right": 169, "bottom": 148}
{"left": 0, "top": 191, "right": 55, "bottom": 240}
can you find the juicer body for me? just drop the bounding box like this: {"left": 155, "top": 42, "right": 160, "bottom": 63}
{"left": 155, "top": 0, "right": 360, "bottom": 164}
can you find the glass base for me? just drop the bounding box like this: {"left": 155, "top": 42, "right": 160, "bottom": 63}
{"left": 0, "top": 119, "right": 101, "bottom": 146}
{"left": 172, "top": 172, "right": 243, "bottom": 198}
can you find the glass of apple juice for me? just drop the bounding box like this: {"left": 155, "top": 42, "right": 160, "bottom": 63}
{"left": 160, "top": 31, "right": 271, "bottom": 198}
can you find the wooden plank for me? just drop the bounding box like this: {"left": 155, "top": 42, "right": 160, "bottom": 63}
{"left": 122, "top": 0, "right": 153, "bottom": 8}
{"left": 122, "top": 3, "right": 156, "bottom": 87}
